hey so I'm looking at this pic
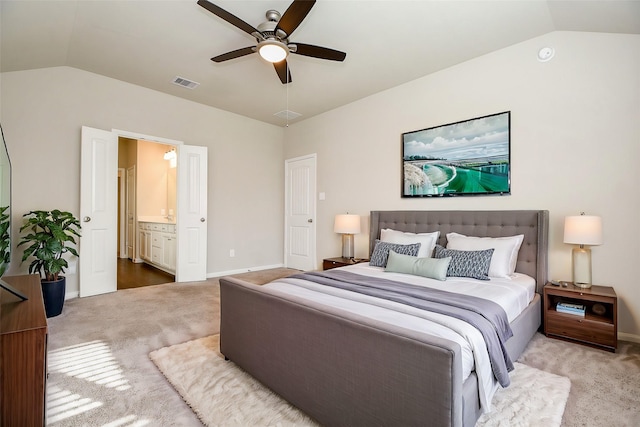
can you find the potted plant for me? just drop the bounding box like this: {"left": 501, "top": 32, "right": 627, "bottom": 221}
{"left": 18, "top": 210, "right": 81, "bottom": 317}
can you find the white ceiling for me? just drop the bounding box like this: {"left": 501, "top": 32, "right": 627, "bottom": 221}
{"left": 2, "top": 1, "right": 639, "bottom": 126}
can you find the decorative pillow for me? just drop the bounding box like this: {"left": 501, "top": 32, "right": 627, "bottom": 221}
{"left": 385, "top": 250, "right": 451, "bottom": 281}
{"left": 445, "top": 232, "right": 524, "bottom": 278}
{"left": 370, "top": 240, "right": 421, "bottom": 268}
{"left": 380, "top": 229, "right": 440, "bottom": 258}
{"left": 434, "top": 245, "right": 494, "bottom": 281}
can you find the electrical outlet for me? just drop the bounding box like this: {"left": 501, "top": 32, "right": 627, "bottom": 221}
{"left": 229, "top": 249, "right": 235, "bottom": 257}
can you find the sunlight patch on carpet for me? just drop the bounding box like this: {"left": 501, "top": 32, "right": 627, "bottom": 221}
{"left": 47, "top": 340, "right": 137, "bottom": 424}
{"left": 49, "top": 340, "right": 131, "bottom": 391}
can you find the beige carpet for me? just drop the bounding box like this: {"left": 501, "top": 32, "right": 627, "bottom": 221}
{"left": 150, "top": 334, "right": 571, "bottom": 427}
{"left": 45, "top": 267, "right": 640, "bottom": 426}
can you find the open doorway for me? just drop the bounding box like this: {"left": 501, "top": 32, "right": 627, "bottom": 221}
{"left": 80, "top": 126, "right": 208, "bottom": 298}
{"left": 116, "top": 137, "right": 176, "bottom": 289}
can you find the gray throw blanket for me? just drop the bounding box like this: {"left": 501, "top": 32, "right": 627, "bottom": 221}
{"left": 291, "top": 270, "right": 514, "bottom": 387}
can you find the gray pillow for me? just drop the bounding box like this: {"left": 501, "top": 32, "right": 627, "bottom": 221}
{"left": 433, "top": 245, "right": 494, "bottom": 280}
{"left": 385, "top": 250, "right": 451, "bottom": 281}
{"left": 370, "top": 240, "right": 421, "bottom": 267}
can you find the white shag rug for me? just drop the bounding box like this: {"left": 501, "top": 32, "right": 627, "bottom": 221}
{"left": 150, "top": 335, "right": 570, "bottom": 427}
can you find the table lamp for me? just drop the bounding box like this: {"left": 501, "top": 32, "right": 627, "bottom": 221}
{"left": 563, "top": 213, "right": 603, "bottom": 288}
{"left": 334, "top": 214, "right": 361, "bottom": 259}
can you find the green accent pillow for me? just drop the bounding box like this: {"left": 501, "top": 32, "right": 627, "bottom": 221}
{"left": 385, "top": 250, "right": 451, "bottom": 281}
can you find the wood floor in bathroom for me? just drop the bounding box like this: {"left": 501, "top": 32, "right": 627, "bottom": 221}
{"left": 117, "top": 258, "right": 175, "bottom": 289}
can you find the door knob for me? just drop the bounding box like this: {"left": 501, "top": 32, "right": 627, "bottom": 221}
{"left": 83, "top": 216, "right": 91, "bottom": 222}
{"left": 200, "top": 218, "right": 206, "bottom": 222}
{"left": 308, "top": 218, "right": 313, "bottom": 223}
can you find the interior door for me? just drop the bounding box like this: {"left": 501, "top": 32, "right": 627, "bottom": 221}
{"left": 285, "top": 154, "right": 316, "bottom": 271}
{"left": 176, "top": 144, "right": 208, "bottom": 282}
{"left": 79, "top": 126, "right": 118, "bottom": 297}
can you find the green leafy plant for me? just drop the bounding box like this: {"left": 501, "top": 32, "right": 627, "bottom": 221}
{"left": 18, "top": 210, "right": 81, "bottom": 281}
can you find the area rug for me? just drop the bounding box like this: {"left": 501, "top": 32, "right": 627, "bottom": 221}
{"left": 150, "top": 335, "right": 570, "bottom": 427}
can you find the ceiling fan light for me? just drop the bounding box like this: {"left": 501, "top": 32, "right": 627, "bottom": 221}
{"left": 258, "top": 41, "right": 288, "bottom": 63}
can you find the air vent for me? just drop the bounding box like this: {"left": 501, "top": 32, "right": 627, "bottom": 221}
{"left": 274, "top": 110, "right": 302, "bottom": 120}
{"left": 171, "top": 76, "right": 200, "bottom": 89}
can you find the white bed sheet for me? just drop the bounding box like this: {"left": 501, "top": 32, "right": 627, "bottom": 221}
{"left": 263, "top": 264, "right": 536, "bottom": 413}
{"left": 343, "top": 263, "right": 536, "bottom": 322}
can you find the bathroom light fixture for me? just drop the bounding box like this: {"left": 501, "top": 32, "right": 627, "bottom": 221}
{"left": 163, "top": 149, "right": 176, "bottom": 160}
{"left": 164, "top": 149, "right": 177, "bottom": 168}
{"left": 563, "top": 213, "right": 603, "bottom": 288}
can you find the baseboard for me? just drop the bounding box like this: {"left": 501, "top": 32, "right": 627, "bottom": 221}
{"left": 207, "top": 263, "right": 286, "bottom": 278}
{"left": 65, "top": 291, "right": 79, "bottom": 300}
{"left": 618, "top": 332, "right": 640, "bottom": 344}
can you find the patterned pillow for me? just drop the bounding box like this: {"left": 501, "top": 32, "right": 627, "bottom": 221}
{"left": 433, "top": 245, "right": 494, "bottom": 281}
{"left": 370, "top": 240, "right": 421, "bottom": 267}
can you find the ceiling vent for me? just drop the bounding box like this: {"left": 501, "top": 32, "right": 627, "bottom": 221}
{"left": 274, "top": 110, "right": 302, "bottom": 120}
{"left": 171, "top": 76, "right": 200, "bottom": 89}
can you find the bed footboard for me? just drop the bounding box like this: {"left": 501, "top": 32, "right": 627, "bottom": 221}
{"left": 220, "top": 277, "right": 466, "bottom": 427}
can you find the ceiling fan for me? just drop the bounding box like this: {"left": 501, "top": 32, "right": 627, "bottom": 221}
{"left": 197, "top": 0, "right": 346, "bottom": 84}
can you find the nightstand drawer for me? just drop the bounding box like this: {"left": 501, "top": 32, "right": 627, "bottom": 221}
{"left": 322, "top": 257, "right": 369, "bottom": 271}
{"left": 546, "top": 315, "right": 616, "bottom": 347}
{"left": 323, "top": 259, "right": 344, "bottom": 270}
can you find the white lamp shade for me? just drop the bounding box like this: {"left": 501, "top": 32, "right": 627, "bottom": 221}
{"left": 334, "top": 214, "right": 361, "bottom": 234}
{"left": 564, "top": 215, "right": 603, "bottom": 246}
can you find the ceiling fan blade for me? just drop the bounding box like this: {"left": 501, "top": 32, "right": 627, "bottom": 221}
{"left": 276, "top": 0, "right": 316, "bottom": 36}
{"left": 292, "top": 43, "right": 346, "bottom": 61}
{"left": 211, "top": 46, "right": 256, "bottom": 62}
{"left": 197, "top": 0, "right": 261, "bottom": 37}
{"left": 274, "top": 60, "right": 292, "bottom": 84}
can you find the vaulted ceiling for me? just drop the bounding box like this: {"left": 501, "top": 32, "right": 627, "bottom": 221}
{"left": 2, "top": 1, "right": 639, "bottom": 126}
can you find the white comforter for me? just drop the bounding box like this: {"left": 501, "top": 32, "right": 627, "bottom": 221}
{"left": 264, "top": 263, "right": 535, "bottom": 413}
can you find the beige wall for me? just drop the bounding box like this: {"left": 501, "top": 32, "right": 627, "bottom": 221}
{"left": 2, "top": 31, "right": 638, "bottom": 340}
{"left": 283, "top": 32, "right": 640, "bottom": 340}
{"left": 0, "top": 66, "right": 285, "bottom": 295}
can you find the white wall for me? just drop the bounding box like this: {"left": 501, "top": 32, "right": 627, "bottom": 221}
{"left": 283, "top": 32, "right": 640, "bottom": 340}
{"left": 0, "top": 66, "right": 285, "bottom": 295}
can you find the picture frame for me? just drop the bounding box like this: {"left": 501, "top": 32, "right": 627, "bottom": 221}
{"left": 402, "top": 111, "right": 511, "bottom": 198}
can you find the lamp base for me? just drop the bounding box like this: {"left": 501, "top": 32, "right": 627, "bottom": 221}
{"left": 573, "top": 282, "right": 592, "bottom": 289}
{"left": 341, "top": 234, "right": 355, "bottom": 259}
{"left": 572, "top": 246, "right": 592, "bottom": 288}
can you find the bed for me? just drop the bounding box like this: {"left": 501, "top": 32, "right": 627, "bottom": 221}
{"left": 219, "top": 210, "right": 549, "bottom": 427}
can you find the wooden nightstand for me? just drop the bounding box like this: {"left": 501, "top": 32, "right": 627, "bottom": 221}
{"left": 543, "top": 283, "right": 617, "bottom": 352}
{"left": 322, "top": 257, "right": 369, "bottom": 270}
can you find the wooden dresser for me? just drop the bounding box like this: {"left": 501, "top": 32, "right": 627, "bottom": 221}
{"left": 0, "top": 274, "right": 48, "bottom": 426}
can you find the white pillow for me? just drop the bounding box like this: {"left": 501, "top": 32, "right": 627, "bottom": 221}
{"left": 445, "top": 232, "right": 524, "bottom": 278}
{"left": 380, "top": 229, "right": 440, "bottom": 258}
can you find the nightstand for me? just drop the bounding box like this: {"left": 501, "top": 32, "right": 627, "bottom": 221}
{"left": 543, "top": 283, "right": 617, "bottom": 352}
{"left": 322, "top": 257, "right": 369, "bottom": 270}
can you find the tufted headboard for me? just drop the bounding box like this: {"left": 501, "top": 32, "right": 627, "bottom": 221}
{"left": 369, "top": 210, "right": 549, "bottom": 293}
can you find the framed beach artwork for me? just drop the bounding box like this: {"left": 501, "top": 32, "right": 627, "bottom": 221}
{"left": 402, "top": 111, "right": 511, "bottom": 198}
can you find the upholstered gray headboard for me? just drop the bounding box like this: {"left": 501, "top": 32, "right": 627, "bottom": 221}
{"left": 369, "top": 210, "right": 549, "bottom": 293}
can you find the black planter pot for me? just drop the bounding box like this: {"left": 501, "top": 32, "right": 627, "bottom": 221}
{"left": 41, "top": 276, "right": 66, "bottom": 318}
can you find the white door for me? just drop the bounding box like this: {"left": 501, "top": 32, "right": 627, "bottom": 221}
{"left": 126, "top": 166, "right": 136, "bottom": 259}
{"left": 285, "top": 154, "right": 316, "bottom": 271}
{"left": 80, "top": 126, "right": 118, "bottom": 297}
{"left": 176, "top": 145, "right": 208, "bottom": 282}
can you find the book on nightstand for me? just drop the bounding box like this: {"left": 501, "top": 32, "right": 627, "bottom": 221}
{"left": 556, "top": 302, "right": 586, "bottom": 317}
